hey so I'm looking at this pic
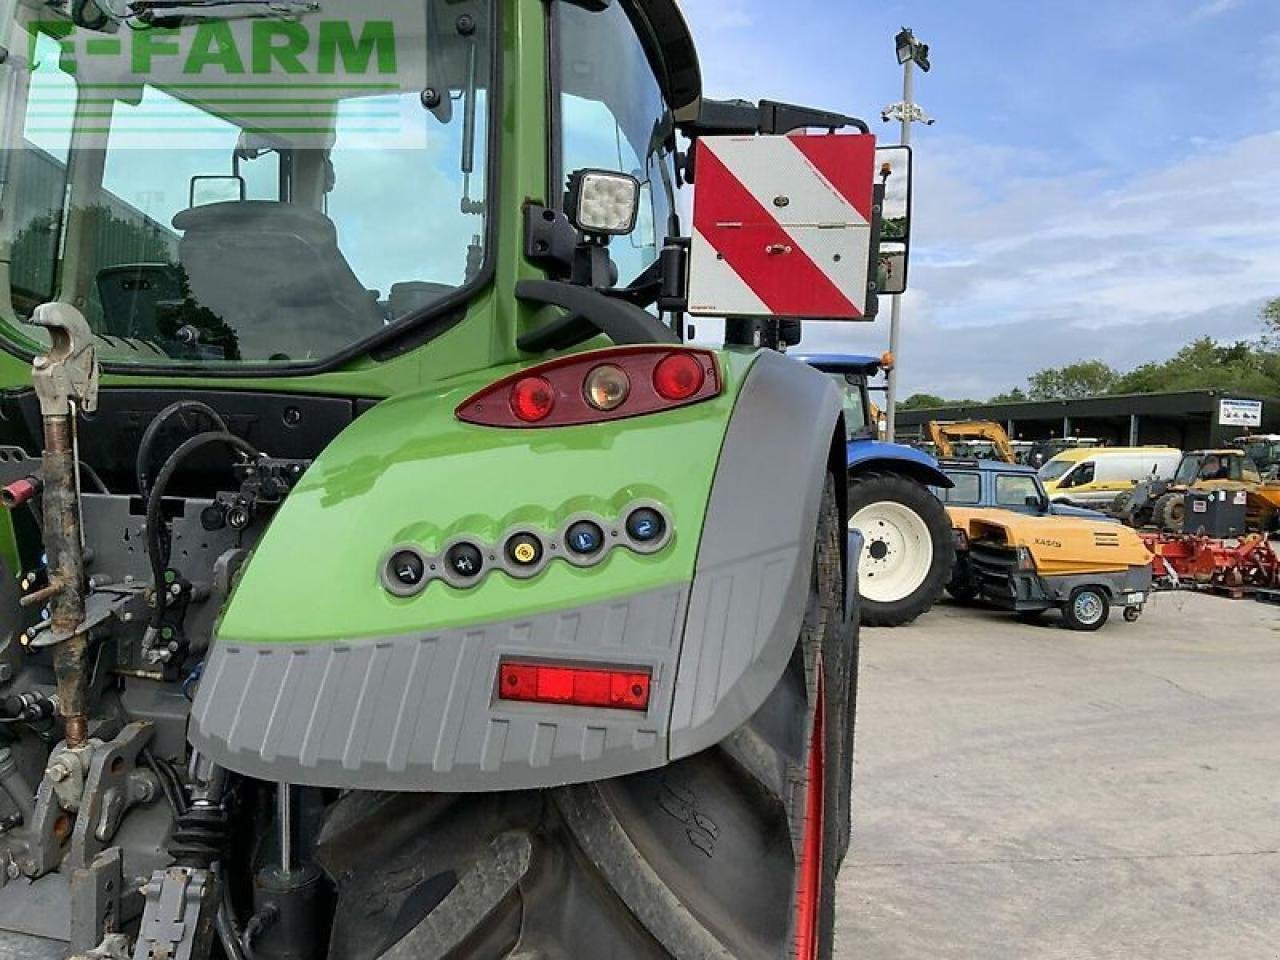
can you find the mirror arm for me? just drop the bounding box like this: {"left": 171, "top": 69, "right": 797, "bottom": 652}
{"left": 515, "top": 279, "right": 680, "bottom": 353}
{"left": 864, "top": 180, "right": 887, "bottom": 319}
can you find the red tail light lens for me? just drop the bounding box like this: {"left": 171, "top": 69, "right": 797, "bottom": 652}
{"left": 653, "top": 353, "right": 706, "bottom": 401}
{"left": 510, "top": 376, "right": 556, "bottom": 423}
{"left": 457, "top": 347, "right": 721, "bottom": 428}
{"left": 498, "top": 660, "right": 652, "bottom": 712}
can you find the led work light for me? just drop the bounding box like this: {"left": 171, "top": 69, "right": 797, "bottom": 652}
{"left": 566, "top": 169, "right": 642, "bottom": 237}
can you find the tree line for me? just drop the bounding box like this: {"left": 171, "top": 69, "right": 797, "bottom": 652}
{"left": 901, "top": 297, "right": 1280, "bottom": 410}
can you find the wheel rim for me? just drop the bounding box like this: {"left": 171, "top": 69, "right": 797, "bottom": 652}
{"left": 850, "top": 502, "right": 935, "bottom": 604}
{"left": 793, "top": 667, "right": 825, "bottom": 960}
{"left": 1073, "top": 591, "right": 1104, "bottom": 625}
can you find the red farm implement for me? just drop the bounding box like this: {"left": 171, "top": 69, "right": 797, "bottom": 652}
{"left": 1141, "top": 533, "right": 1280, "bottom": 595}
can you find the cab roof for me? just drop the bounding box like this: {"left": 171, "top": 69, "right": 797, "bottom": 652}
{"left": 938, "top": 458, "right": 1036, "bottom": 474}
{"left": 624, "top": 0, "right": 702, "bottom": 121}
{"left": 793, "top": 354, "right": 883, "bottom": 376}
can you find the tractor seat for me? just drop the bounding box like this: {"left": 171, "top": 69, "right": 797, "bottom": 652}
{"left": 173, "top": 201, "right": 384, "bottom": 358}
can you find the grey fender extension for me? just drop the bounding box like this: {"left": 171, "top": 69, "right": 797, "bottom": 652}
{"left": 189, "top": 586, "right": 688, "bottom": 792}
{"left": 668, "top": 350, "right": 843, "bottom": 759}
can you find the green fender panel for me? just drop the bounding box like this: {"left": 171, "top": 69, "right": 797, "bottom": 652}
{"left": 216, "top": 348, "right": 759, "bottom": 645}
{"left": 190, "top": 348, "right": 848, "bottom": 791}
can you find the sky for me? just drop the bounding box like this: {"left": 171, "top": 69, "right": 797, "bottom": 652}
{"left": 681, "top": 0, "right": 1280, "bottom": 399}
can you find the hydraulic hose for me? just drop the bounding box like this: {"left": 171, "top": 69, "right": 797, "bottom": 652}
{"left": 136, "top": 401, "right": 230, "bottom": 499}
{"left": 144, "top": 431, "right": 259, "bottom": 628}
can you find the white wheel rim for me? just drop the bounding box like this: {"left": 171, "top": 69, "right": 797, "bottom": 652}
{"left": 850, "top": 501, "right": 935, "bottom": 604}
{"left": 1073, "top": 592, "right": 1104, "bottom": 624}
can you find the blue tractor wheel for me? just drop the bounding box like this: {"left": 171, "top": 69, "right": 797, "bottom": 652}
{"left": 848, "top": 470, "right": 954, "bottom": 627}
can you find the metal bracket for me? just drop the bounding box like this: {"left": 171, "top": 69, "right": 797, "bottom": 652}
{"left": 26, "top": 303, "right": 101, "bottom": 417}
{"left": 70, "top": 847, "right": 126, "bottom": 953}
{"left": 67, "top": 722, "right": 159, "bottom": 870}
{"left": 134, "top": 865, "right": 217, "bottom": 960}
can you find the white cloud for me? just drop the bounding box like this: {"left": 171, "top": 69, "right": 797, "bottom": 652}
{"left": 781, "top": 129, "right": 1280, "bottom": 397}
{"left": 679, "top": 1, "right": 755, "bottom": 35}
{"left": 1192, "top": 0, "right": 1243, "bottom": 19}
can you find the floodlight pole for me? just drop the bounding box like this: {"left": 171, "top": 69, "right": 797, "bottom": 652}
{"left": 883, "top": 57, "right": 914, "bottom": 443}
{"left": 881, "top": 28, "right": 932, "bottom": 442}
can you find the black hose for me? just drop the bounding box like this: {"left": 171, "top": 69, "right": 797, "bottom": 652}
{"left": 141, "top": 747, "right": 188, "bottom": 817}
{"left": 136, "top": 401, "right": 230, "bottom": 499}
{"left": 145, "top": 431, "right": 259, "bottom": 627}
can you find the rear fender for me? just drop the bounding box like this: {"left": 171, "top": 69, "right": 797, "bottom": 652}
{"left": 189, "top": 349, "right": 846, "bottom": 790}
{"left": 669, "top": 351, "right": 844, "bottom": 759}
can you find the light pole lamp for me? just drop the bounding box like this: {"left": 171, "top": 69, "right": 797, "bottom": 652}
{"left": 881, "top": 27, "right": 933, "bottom": 443}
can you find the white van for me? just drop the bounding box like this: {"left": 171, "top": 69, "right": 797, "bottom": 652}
{"left": 1040, "top": 447, "right": 1182, "bottom": 506}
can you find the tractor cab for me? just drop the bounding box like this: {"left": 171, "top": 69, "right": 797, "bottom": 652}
{"left": 1171, "top": 450, "right": 1262, "bottom": 487}
{"left": 793, "top": 353, "right": 885, "bottom": 439}
{"left": 1236, "top": 436, "right": 1280, "bottom": 477}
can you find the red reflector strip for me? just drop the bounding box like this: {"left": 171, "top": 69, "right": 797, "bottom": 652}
{"left": 498, "top": 662, "right": 652, "bottom": 712}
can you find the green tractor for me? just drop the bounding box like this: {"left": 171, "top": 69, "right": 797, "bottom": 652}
{"left": 0, "top": 2, "right": 911, "bottom": 957}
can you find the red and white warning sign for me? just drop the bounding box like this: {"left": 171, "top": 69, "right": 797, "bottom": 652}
{"left": 689, "top": 133, "right": 877, "bottom": 320}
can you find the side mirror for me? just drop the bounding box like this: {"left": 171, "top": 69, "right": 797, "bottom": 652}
{"left": 874, "top": 146, "right": 913, "bottom": 295}
{"left": 1026, "top": 494, "right": 1050, "bottom": 513}
{"left": 566, "top": 169, "right": 642, "bottom": 239}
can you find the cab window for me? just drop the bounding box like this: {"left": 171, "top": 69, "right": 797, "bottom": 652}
{"left": 941, "top": 472, "right": 980, "bottom": 504}
{"left": 554, "top": 2, "right": 677, "bottom": 286}
{"left": 824, "top": 373, "right": 868, "bottom": 432}
{"left": 996, "top": 474, "right": 1040, "bottom": 507}
{"left": 1061, "top": 462, "right": 1096, "bottom": 489}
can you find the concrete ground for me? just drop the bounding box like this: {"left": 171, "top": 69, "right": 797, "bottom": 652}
{"left": 835, "top": 591, "right": 1280, "bottom": 960}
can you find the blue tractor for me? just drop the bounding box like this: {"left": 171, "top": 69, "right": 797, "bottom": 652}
{"left": 799, "top": 354, "right": 956, "bottom": 626}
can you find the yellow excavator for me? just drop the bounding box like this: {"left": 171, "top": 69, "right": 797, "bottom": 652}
{"left": 925, "top": 420, "right": 1018, "bottom": 464}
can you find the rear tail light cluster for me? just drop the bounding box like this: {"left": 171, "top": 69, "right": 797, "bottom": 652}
{"left": 380, "top": 503, "right": 672, "bottom": 597}
{"left": 497, "top": 661, "right": 652, "bottom": 712}
{"left": 457, "top": 347, "right": 721, "bottom": 428}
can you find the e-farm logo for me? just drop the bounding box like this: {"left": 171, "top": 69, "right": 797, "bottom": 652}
{"left": 28, "top": 18, "right": 421, "bottom": 148}
{"left": 34, "top": 18, "right": 398, "bottom": 78}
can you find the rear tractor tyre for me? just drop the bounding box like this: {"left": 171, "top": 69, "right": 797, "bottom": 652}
{"left": 1153, "top": 492, "right": 1186, "bottom": 532}
{"left": 848, "top": 471, "right": 954, "bottom": 628}
{"left": 325, "top": 477, "right": 856, "bottom": 960}
{"left": 1062, "top": 586, "right": 1110, "bottom": 632}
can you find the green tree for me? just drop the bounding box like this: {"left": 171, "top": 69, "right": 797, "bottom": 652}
{"left": 900, "top": 393, "right": 948, "bottom": 410}
{"left": 1112, "top": 337, "right": 1276, "bottom": 396}
{"left": 1262, "top": 296, "right": 1280, "bottom": 337}
{"left": 989, "top": 387, "right": 1027, "bottom": 404}
{"left": 1027, "top": 360, "right": 1118, "bottom": 400}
